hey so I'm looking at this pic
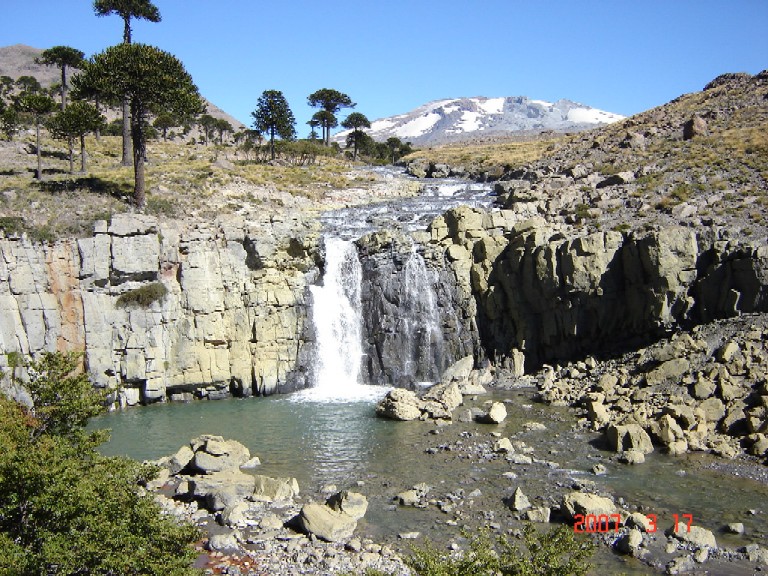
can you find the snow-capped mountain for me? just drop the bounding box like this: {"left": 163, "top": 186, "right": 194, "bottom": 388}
{"left": 334, "top": 96, "right": 625, "bottom": 146}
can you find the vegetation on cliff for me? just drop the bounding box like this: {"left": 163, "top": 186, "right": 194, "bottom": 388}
{"left": 0, "top": 352, "right": 200, "bottom": 575}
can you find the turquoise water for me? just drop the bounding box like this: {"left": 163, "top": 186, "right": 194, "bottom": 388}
{"left": 90, "top": 395, "right": 407, "bottom": 489}
{"left": 90, "top": 391, "right": 768, "bottom": 575}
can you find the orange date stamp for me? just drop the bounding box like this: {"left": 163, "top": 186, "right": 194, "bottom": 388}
{"left": 573, "top": 513, "right": 694, "bottom": 533}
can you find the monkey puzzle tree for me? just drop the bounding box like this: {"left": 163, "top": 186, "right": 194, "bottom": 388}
{"left": 15, "top": 92, "right": 56, "bottom": 179}
{"left": 74, "top": 43, "right": 203, "bottom": 207}
{"left": 307, "top": 88, "right": 354, "bottom": 146}
{"left": 48, "top": 101, "right": 104, "bottom": 173}
{"left": 36, "top": 46, "right": 85, "bottom": 111}
{"left": 93, "top": 0, "right": 162, "bottom": 166}
{"left": 251, "top": 90, "right": 296, "bottom": 161}
{"left": 341, "top": 112, "right": 371, "bottom": 160}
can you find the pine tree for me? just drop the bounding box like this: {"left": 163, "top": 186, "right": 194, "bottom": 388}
{"left": 251, "top": 90, "right": 297, "bottom": 161}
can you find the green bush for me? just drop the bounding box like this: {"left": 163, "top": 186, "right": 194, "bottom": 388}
{"left": 0, "top": 351, "right": 201, "bottom": 575}
{"left": 406, "top": 524, "right": 594, "bottom": 576}
{"left": 116, "top": 282, "right": 168, "bottom": 308}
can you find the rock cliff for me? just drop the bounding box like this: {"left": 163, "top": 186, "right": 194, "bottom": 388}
{"left": 0, "top": 212, "right": 320, "bottom": 405}
{"left": 425, "top": 205, "right": 768, "bottom": 372}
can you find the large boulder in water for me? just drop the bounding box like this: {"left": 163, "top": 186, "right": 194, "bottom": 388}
{"left": 190, "top": 435, "right": 251, "bottom": 474}
{"left": 376, "top": 389, "right": 424, "bottom": 421}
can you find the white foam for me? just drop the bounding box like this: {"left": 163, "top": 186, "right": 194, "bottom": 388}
{"left": 289, "top": 384, "right": 390, "bottom": 404}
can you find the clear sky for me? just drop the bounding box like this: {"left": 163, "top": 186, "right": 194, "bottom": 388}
{"left": 2, "top": 1, "right": 766, "bottom": 135}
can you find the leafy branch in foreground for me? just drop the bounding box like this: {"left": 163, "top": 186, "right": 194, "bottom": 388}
{"left": 406, "top": 524, "right": 594, "bottom": 576}
{"left": 0, "top": 351, "right": 201, "bottom": 575}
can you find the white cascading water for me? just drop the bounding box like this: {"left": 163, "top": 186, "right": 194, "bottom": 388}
{"left": 402, "top": 249, "right": 444, "bottom": 382}
{"left": 293, "top": 237, "right": 384, "bottom": 402}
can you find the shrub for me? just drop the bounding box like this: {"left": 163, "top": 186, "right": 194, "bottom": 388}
{"left": 406, "top": 524, "right": 594, "bottom": 576}
{"left": 116, "top": 282, "right": 168, "bottom": 308}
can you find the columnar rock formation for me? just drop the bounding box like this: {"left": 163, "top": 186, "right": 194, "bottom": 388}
{"left": 0, "top": 213, "right": 320, "bottom": 405}
{"left": 425, "top": 205, "right": 768, "bottom": 372}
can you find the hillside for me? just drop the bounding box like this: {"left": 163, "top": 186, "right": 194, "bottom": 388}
{"left": 0, "top": 44, "right": 245, "bottom": 130}
{"left": 334, "top": 95, "right": 624, "bottom": 146}
{"left": 407, "top": 70, "right": 768, "bottom": 244}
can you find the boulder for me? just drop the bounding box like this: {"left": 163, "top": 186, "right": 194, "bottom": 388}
{"left": 667, "top": 524, "right": 717, "bottom": 549}
{"left": 477, "top": 402, "right": 507, "bottom": 424}
{"left": 188, "top": 470, "right": 256, "bottom": 512}
{"left": 683, "top": 116, "right": 708, "bottom": 140}
{"left": 376, "top": 389, "right": 423, "bottom": 421}
{"left": 298, "top": 502, "right": 358, "bottom": 542}
{"left": 494, "top": 437, "right": 514, "bottom": 453}
{"left": 327, "top": 491, "right": 368, "bottom": 520}
{"left": 524, "top": 507, "right": 551, "bottom": 523}
{"left": 441, "top": 355, "right": 474, "bottom": 383}
{"left": 510, "top": 487, "right": 531, "bottom": 511}
{"left": 190, "top": 435, "right": 251, "bottom": 474}
{"left": 422, "top": 382, "right": 463, "bottom": 412}
{"left": 251, "top": 475, "right": 299, "bottom": 502}
{"left": 167, "top": 445, "right": 194, "bottom": 475}
{"left": 616, "top": 528, "right": 644, "bottom": 557}
{"left": 606, "top": 424, "right": 654, "bottom": 454}
{"left": 561, "top": 492, "right": 617, "bottom": 521}
{"left": 645, "top": 358, "right": 690, "bottom": 386}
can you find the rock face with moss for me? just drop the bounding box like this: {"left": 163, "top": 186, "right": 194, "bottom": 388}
{"left": 0, "top": 212, "right": 320, "bottom": 405}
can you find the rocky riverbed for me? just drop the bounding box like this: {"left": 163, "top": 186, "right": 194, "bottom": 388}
{"left": 139, "top": 315, "right": 768, "bottom": 576}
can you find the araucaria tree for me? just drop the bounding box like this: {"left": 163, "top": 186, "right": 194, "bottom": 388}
{"left": 36, "top": 46, "right": 85, "bottom": 111}
{"left": 75, "top": 43, "right": 203, "bottom": 206}
{"left": 93, "top": 0, "right": 161, "bottom": 166}
{"left": 341, "top": 112, "right": 371, "bottom": 160}
{"left": 307, "top": 88, "right": 354, "bottom": 146}
{"left": 16, "top": 92, "right": 56, "bottom": 179}
{"left": 48, "top": 101, "right": 104, "bottom": 173}
{"left": 251, "top": 90, "right": 296, "bottom": 161}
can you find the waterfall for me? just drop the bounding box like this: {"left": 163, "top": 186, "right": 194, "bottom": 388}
{"left": 294, "top": 237, "right": 384, "bottom": 402}
{"left": 402, "top": 249, "right": 445, "bottom": 383}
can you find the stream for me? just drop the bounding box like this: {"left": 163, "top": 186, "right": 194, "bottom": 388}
{"left": 90, "top": 172, "right": 768, "bottom": 575}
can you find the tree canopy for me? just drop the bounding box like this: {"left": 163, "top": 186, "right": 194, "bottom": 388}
{"left": 93, "top": 0, "right": 161, "bottom": 44}
{"left": 307, "top": 88, "right": 355, "bottom": 146}
{"left": 341, "top": 112, "right": 371, "bottom": 160}
{"left": 15, "top": 92, "right": 56, "bottom": 179}
{"left": 0, "top": 351, "right": 201, "bottom": 575}
{"left": 48, "top": 101, "right": 104, "bottom": 172}
{"left": 251, "top": 90, "right": 297, "bottom": 160}
{"left": 74, "top": 43, "right": 204, "bottom": 206}
{"left": 36, "top": 46, "right": 85, "bottom": 111}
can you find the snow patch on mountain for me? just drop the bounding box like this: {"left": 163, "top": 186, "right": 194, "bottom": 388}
{"left": 333, "top": 95, "right": 625, "bottom": 146}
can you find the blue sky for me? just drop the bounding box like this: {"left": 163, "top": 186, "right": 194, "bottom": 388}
{"left": 2, "top": 1, "right": 766, "bottom": 135}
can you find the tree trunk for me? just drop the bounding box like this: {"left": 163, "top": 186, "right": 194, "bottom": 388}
{"left": 60, "top": 65, "right": 67, "bottom": 111}
{"left": 121, "top": 97, "right": 132, "bottom": 166}
{"left": 80, "top": 134, "right": 86, "bottom": 172}
{"left": 34, "top": 121, "right": 42, "bottom": 180}
{"left": 270, "top": 127, "right": 276, "bottom": 161}
{"left": 68, "top": 137, "right": 74, "bottom": 174}
{"left": 131, "top": 110, "right": 146, "bottom": 207}
{"left": 353, "top": 129, "right": 358, "bottom": 160}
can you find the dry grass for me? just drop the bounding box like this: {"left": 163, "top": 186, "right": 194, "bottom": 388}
{"left": 0, "top": 133, "right": 373, "bottom": 241}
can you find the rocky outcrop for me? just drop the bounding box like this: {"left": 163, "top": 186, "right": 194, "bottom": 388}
{"left": 425, "top": 205, "right": 768, "bottom": 372}
{"left": 0, "top": 213, "right": 320, "bottom": 405}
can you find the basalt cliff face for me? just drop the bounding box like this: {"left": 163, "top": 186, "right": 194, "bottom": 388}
{"left": 0, "top": 213, "right": 320, "bottom": 405}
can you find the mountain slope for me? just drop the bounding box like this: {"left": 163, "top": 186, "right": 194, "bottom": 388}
{"left": 0, "top": 44, "right": 244, "bottom": 130}
{"left": 334, "top": 96, "right": 624, "bottom": 146}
